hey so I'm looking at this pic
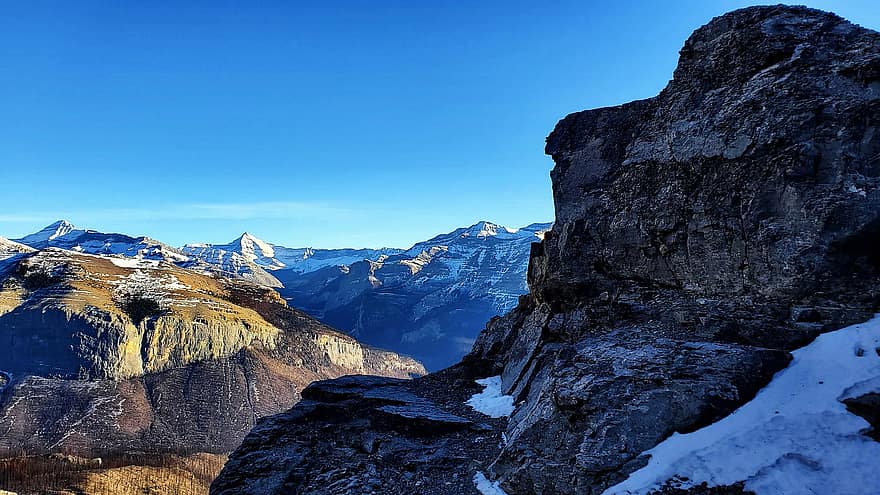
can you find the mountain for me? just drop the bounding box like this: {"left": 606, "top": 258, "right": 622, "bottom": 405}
{"left": 181, "top": 233, "right": 401, "bottom": 287}
{"left": 275, "top": 221, "right": 551, "bottom": 370}
{"left": 13, "top": 222, "right": 400, "bottom": 289}
{"left": 212, "top": 6, "right": 880, "bottom": 495}
{"left": 13, "top": 219, "right": 78, "bottom": 248}
{"left": 0, "top": 247, "right": 423, "bottom": 461}
{"left": 13, "top": 219, "right": 191, "bottom": 264}
{"left": 12, "top": 220, "right": 547, "bottom": 370}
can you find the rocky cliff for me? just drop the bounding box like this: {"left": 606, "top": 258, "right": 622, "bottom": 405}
{"left": 211, "top": 6, "right": 880, "bottom": 495}
{"left": 0, "top": 249, "right": 424, "bottom": 456}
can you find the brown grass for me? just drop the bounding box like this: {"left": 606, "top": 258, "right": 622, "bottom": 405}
{"left": 0, "top": 452, "right": 226, "bottom": 495}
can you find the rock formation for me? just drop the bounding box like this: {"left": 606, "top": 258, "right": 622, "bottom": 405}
{"left": 212, "top": 5, "right": 880, "bottom": 494}
{"left": 0, "top": 249, "right": 424, "bottom": 456}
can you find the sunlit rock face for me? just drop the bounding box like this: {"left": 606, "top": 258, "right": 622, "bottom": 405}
{"left": 0, "top": 249, "right": 424, "bottom": 456}
{"left": 212, "top": 5, "right": 880, "bottom": 495}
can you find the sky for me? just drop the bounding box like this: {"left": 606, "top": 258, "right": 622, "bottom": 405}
{"left": 1, "top": 1, "right": 878, "bottom": 249}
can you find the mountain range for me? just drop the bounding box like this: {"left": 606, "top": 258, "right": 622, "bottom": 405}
{"left": 7, "top": 219, "right": 548, "bottom": 370}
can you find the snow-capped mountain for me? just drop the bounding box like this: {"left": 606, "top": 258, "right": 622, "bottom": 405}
{"left": 13, "top": 220, "right": 190, "bottom": 262}
{"left": 10, "top": 219, "right": 549, "bottom": 369}
{"left": 183, "top": 233, "right": 401, "bottom": 275}
{"left": 13, "top": 220, "right": 78, "bottom": 248}
{"left": 13, "top": 222, "right": 289, "bottom": 287}
{"left": 275, "top": 221, "right": 551, "bottom": 370}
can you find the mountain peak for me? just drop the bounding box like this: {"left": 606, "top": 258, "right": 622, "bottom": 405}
{"left": 45, "top": 220, "right": 77, "bottom": 240}
{"left": 14, "top": 220, "right": 80, "bottom": 248}
{"left": 460, "top": 221, "right": 524, "bottom": 239}
{"left": 233, "top": 232, "right": 275, "bottom": 260}
{"left": 463, "top": 221, "right": 505, "bottom": 238}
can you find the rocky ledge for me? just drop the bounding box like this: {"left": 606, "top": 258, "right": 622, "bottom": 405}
{"left": 212, "top": 5, "right": 880, "bottom": 494}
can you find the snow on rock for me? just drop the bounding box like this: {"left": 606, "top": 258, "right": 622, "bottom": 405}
{"left": 473, "top": 471, "right": 509, "bottom": 495}
{"left": 605, "top": 315, "right": 880, "bottom": 495}
{"left": 467, "top": 376, "right": 515, "bottom": 418}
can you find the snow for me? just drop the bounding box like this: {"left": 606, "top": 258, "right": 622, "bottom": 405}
{"left": 467, "top": 376, "right": 515, "bottom": 418}
{"left": 109, "top": 257, "right": 161, "bottom": 268}
{"left": 474, "top": 472, "right": 509, "bottom": 495}
{"left": 847, "top": 185, "right": 867, "bottom": 197}
{"left": 604, "top": 315, "right": 880, "bottom": 495}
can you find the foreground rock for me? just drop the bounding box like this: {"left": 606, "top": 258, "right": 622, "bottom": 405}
{"left": 0, "top": 249, "right": 424, "bottom": 456}
{"left": 211, "top": 370, "right": 505, "bottom": 495}
{"left": 213, "top": 6, "right": 880, "bottom": 494}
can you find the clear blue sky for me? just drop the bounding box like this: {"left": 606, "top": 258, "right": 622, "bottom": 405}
{"left": 1, "top": 1, "right": 877, "bottom": 248}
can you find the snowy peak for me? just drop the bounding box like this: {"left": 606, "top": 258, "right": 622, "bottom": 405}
{"left": 406, "top": 221, "right": 551, "bottom": 257}
{"left": 458, "top": 221, "right": 549, "bottom": 241}
{"left": 45, "top": 220, "right": 77, "bottom": 240}
{"left": 461, "top": 221, "right": 507, "bottom": 238}
{"left": 234, "top": 232, "right": 276, "bottom": 261}
{"left": 15, "top": 220, "right": 80, "bottom": 248}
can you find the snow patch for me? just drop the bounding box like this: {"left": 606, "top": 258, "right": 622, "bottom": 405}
{"left": 109, "top": 257, "right": 161, "bottom": 269}
{"left": 604, "top": 315, "right": 880, "bottom": 495}
{"left": 474, "top": 472, "right": 509, "bottom": 495}
{"left": 467, "top": 376, "right": 515, "bottom": 418}
{"left": 847, "top": 185, "right": 867, "bottom": 197}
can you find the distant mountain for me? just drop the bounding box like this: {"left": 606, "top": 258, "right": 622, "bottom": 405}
{"left": 11, "top": 219, "right": 549, "bottom": 370}
{"left": 13, "top": 221, "right": 401, "bottom": 287}
{"left": 13, "top": 220, "right": 190, "bottom": 262}
{"left": 0, "top": 248, "right": 424, "bottom": 457}
{"left": 276, "top": 221, "right": 551, "bottom": 370}
{"left": 181, "top": 233, "right": 401, "bottom": 286}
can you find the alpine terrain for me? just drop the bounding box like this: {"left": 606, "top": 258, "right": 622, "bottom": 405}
{"left": 212, "top": 6, "right": 880, "bottom": 495}
{"left": 275, "top": 221, "right": 551, "bottom": 370}
{"left": 0, "top": 245, "right": 423, "bottom": 493}
{"left": 10, "top": 219, "right": 549, "bottom": 371}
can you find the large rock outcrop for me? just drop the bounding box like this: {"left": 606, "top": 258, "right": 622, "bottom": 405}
{"left": 0, "top": 249, "right": 424, "bottom": 456}
{"left": 212, "top": 6, "right": 880, "bottom": 494}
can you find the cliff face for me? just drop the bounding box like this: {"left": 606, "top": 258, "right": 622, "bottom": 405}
{"left": 0, "top": 249, "right": 424, "bottom": 456}
{"left": 212, "top": 6, "right": 880, "bottom": 495}
{"left": 468, "top": 6, "right": 880, "bottom": 492}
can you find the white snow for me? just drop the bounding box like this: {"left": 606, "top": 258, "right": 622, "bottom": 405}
{"left": 847, "top": 185, "right": 867, "bottom": 197}
{"left": 473, "top": 472, "right": 509, "bottom": 495}
{"left": 467, "top": 376, "right": 515, "bottom": 418}
{"left": 605, "top": 315, "right": 880, "bottom": 495}
{"left": 109, "top": 257, "right": 160, "bottom": 269}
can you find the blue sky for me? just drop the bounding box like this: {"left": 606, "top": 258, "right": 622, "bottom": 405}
{"left": 2, "top": 1, "right": 878, "bottom": 248}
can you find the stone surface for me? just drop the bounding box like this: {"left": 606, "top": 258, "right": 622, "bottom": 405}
{"left": 843, "top": 392, "right": 880, "bottom": 441}
{"left": 212, "top": 6, "right": 880, "bottom": 495}
{"left": 211, "top": 369, "right": 505, "bottom": 495}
